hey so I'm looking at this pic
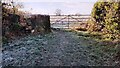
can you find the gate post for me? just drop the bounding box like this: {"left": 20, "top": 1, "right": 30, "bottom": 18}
{"left": 68, "top": 15, "right": 70, "bottom": 29}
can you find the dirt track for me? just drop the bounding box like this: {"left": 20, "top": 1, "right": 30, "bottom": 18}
{"left": 2, "top": 30, "right": 115, "bottom": 66}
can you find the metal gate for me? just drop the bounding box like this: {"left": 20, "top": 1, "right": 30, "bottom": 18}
{"left": 50, "top": 15, "right": 91, "bottom": 29}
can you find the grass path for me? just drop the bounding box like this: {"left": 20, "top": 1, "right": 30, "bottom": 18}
{"left": 2, "top": 29, "right": 116, "bottom": 66}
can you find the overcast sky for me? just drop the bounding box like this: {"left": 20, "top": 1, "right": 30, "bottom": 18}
{"left": 17, "top": 0, "right": 98, "bottom": 15}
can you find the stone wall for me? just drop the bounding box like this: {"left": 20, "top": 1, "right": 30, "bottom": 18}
{"left": 30, "top": 15, "right": 51, "bottom": 33}
{"left": 2, "top": 14, "right": 51, "bottom": 42}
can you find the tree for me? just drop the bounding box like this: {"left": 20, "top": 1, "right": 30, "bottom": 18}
{"left": 104, "top": 2, "right": 120, "bottom": 33}
{"left": 55, "top": 9, "right": 62, "bottom": 16}
{"left": 91, "top": 1, "right": 120, "bottom": 34}
{"left": 91, "top": 0, "right": 120, "bottom": 40}
{"left": 75, "top": 13, "right": 81, "bottom": 16}
{"left": 2, "top": 0, "right": 24, "bottom": 14}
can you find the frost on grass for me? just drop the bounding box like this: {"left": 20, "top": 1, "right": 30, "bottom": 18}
{"left": 2, "top": 30, "right": 116, "bottom": 66}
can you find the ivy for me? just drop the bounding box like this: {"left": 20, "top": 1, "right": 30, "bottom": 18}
{"left": 91, "top": 1, "right": 120, "bottom": 34}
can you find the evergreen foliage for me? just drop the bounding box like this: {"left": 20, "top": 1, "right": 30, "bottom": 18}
{"left": 91, "top": 1, "right": 120, "bottom": 34}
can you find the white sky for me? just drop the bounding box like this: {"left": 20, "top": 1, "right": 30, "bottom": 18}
{"left": 20, "top": 2, "right": 97, "bottom": 15}
{"left": 18, "top": 0, "right": 98, "bottom": 2}
{"left": 3, "top": 0, "right": 99, "bottom": 15}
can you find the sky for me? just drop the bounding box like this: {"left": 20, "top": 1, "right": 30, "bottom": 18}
{"left": 17, "top": 0, "right": 98, "bottom": 15}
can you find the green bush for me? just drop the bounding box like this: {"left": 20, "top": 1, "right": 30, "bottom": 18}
{"left": 91, "top": 1, "right": 120, "bottom": 40}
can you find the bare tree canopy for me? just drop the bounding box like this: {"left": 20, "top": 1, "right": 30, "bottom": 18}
{"left": 55, "top": 9, "right": 62, "bottom": 16}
